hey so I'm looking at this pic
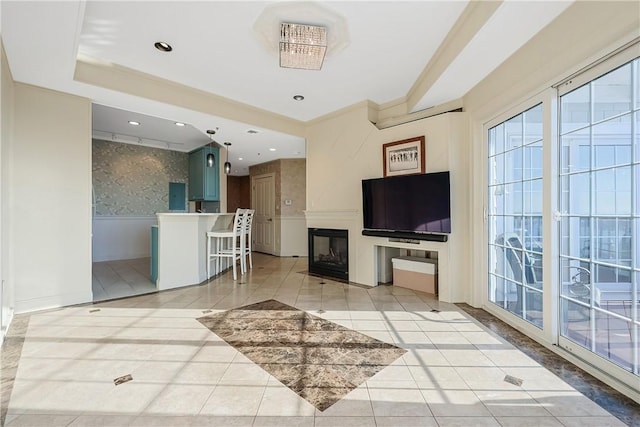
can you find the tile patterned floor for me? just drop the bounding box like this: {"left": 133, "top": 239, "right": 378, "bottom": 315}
{"left": 92, "top": 258, "right": 156, "bottom": 302}
{"left": 1, "top": 253, "right": 637, "bottom": 426}
{"left": 456, "top": 304, "right": 640, "bottom": 426}
{"left": 198, "top": 299, "right": 406, "bottom": 411}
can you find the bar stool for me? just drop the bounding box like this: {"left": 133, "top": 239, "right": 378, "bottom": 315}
{"left": 206, "top": 208, "right": 245, "bottom": 281}
{"left": 241, "top": 209, "right": 255, "bottom": 273}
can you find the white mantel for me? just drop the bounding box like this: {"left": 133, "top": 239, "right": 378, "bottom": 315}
{"left": 305, "top": 209, "right": 458, "bottom": 303}
{"left": 304, "top": 109, "right": 469, "bottom": 304}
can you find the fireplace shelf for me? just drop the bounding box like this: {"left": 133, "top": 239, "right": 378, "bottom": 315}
{"left": 362, "top": 229, "right": 448, "bottom": 242}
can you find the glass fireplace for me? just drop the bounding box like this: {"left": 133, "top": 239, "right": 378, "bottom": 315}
{"left": 308, "top": 228, "right": 348, "bottom": 281}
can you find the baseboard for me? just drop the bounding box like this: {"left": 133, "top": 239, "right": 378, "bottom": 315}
{"left": 15, "top": 290, "right": 93, "bottom": 314}
{"left": 93, "top": 252, "right": 150, "bottom": 262}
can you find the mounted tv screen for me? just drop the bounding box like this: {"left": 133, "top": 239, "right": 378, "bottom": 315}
{"left": 362, "top": 171, "right": 451, "bottom": 235}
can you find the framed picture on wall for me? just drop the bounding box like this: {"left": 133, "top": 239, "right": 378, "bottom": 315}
{"left": 382, "top": 136, "right": 425, "bottom": 177}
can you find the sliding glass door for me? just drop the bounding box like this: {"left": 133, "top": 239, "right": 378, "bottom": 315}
{"left": 486, "top": 52, "right": 639, "bottom": 389}
{"left": 558, "top": 57, "right": 639, "bottom": 375}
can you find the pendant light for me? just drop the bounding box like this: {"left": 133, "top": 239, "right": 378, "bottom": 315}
{"left": 206, "top": 129, "right": 216, "bottom": 168}
{"left": 223, "top": 142, "right": 232, "bottom": 174}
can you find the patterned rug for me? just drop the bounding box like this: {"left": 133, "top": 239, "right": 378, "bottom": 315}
{"left": 197, "top": 299, "right": 406, "bottom": 411}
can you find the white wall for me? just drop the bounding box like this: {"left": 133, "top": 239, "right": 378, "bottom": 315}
{"left": 1, "top": 41, "right": 15, "bottom": 342}
{"left": 92, "top": 216, "right": 157, "bottom": 262}
{"left": 278, "top": 216, "right": 308, "bottom": 257}
{"left": 12, "top": 83, "right": 92, "bottom": 313}
{"left": 305, "top": 105, "right": 469, "bottom": 303}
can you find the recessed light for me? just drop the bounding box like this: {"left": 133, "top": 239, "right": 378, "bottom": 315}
{"left": 174, "top": 122, "right": 185, "bottom": 127}
{"left": 128, "top": 121, "right": 140, "bottom": 126}
{"left": 269, "top": 148, "right": 276, "bottom": 151}
{"left": 293, "top": 95, "right": 304, "bottom": 101}
{"left": 238, "top": 157, "right": 243, "bottom": 161}
{"left": 154, "top": 41, "right": 172, "bottom": 52}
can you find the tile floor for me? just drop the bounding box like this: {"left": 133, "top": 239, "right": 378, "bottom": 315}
{"left": 92, "top": 258, "right": 156, "bottom": 301}
{"left": 198, "top": 299, "right": 407, "bottom": 411}
{"left": 1, "top": 253, "right": 637, "bottom": 426}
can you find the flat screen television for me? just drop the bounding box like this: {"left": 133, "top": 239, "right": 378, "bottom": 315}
{"left": 362, "top": 171, "right": 451, "bottom": 238}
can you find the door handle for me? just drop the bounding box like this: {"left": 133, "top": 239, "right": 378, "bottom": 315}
{"left": 267, "top": 218, "right": 273, "bottom": 222}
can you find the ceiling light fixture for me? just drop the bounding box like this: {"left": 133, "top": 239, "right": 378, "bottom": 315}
{"left": 128, "top": 120, "right": 140, "bottom": 126}
{"left": 293, "top": 95, "right": 305, "bottom": 101}
{"left": 254, "top": 2, "right": 349, "bottom": 67}
{"left": 154, "top": 41, "right": 173, "bottom": 52}
{"left": 279, "top": 23, "right": 327, "bottom": 70}
{"left": 206, "top": 129, "right": 217, "bottom": 168}
{"left": 224, "top": 142, "right": 232, "bottom": 175}
{"left": 269, "top": 148, "right": 276, "bottom": 152}
{"left": 174, "top": 122, "right": 185, "bottom": 127}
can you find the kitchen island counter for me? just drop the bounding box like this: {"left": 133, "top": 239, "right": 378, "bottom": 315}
{"left": 155, "top": 213, "right": 235, "bottom": 290}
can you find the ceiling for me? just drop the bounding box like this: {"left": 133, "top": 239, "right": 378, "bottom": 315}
{"left": 2, "top": 1, "right": 573, "bottom": 175}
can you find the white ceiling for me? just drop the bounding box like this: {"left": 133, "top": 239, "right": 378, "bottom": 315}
{"left": 1, "top": 0, "right": 572, "bottom": 175}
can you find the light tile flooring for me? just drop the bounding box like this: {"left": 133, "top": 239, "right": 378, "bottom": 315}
{"left": 92, "top": 258, "right": 156, "bottom": 301}
{"left": 2, "top": 253, "right": 634, "bottom": 426}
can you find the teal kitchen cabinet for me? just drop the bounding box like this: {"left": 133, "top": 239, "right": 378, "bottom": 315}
{"left": 188, "top": 145, "right": 220, "bottom": 201}
{"left": 150, "top": 225, "right": 158, "bottom": 284}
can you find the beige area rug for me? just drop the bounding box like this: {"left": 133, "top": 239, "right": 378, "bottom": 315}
{"left": 197, "top": 299, "right": 406, "bottom": 411}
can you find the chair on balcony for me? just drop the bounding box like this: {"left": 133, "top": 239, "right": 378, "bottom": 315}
{"left": 494, "top": 232, "right": 540, "bottom": 315}
{"left": 566, "top": 265, "right": 591, "bottom": 299}
{"left": 496, "top": 232, "right": 595, "bottom": 322}
{"left": 496, "top": 232, "right": 538, "bottom": 279}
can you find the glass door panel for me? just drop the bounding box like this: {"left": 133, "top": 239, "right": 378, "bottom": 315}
{"left": 488, "top": 104, "right": 544, "bottom": 328}
{"left": 559, "top": 57, "right": 639, "bottom": 376}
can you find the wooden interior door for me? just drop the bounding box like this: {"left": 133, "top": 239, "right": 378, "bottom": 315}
{"left": 251, "top": 173, "right": 276, "bottom": 255}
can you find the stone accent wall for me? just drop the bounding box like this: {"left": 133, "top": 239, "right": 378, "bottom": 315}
{"left": 92, "top": 139, "right": 188, "bottom": 215}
